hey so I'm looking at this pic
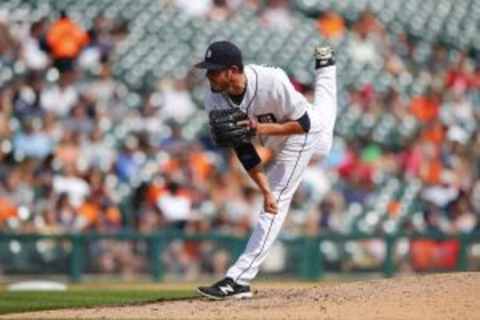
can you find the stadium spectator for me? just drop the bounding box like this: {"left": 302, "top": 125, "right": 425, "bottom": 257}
{"left": 46, "top": 11, "right": 89, "bottom": 72}
{"left": 21, "top": 19, "right": 49, "bottom": 71}
{"left": 13, "top": 118, "right": 53, "bottom": 160}
{"left": 208, "top": 0, "right": 232, "bottom": 21}
{"left": 260, "top": 0, "right": 294, "bottom": 30}
{"left": 40, "top": 69, "right": 79, "bottom": 116}
{"left": 316, "top": 10, "right": 346, "bottom": 41}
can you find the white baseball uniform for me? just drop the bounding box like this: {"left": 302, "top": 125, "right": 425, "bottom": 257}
{"left": 204, "top": 64, "right": 337, "bottom": 285}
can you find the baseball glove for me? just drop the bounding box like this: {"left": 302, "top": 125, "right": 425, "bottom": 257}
{"left": 209, "top": 108, "right": 255, "bottom": 147}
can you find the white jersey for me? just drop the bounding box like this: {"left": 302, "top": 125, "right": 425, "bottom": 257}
{"left": 204, "top": 64, "right": 333, "bottom": 160}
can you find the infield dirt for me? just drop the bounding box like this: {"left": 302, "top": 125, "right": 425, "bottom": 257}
{"left": 3, "top": 272, "right": 480, "bottom": 320}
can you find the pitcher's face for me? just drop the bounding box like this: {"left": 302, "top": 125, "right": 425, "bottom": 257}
{"left": 206, "top": 68, "right": 232, "bottom": 93}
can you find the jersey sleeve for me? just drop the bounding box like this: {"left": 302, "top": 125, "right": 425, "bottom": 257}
{"left": 203, "top": 93, "right": 215, "bottom": 113}
{"left": 272, "top": 69, "right": 308, "bottom": 121}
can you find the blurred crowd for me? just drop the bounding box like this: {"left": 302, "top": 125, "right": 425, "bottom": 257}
{"left": 0, "top": 0, "right": 479, "bottom": 277}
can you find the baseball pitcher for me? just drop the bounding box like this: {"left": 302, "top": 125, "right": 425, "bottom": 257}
{"left": 195, "top": 40, "right": 337, "bottom": 299}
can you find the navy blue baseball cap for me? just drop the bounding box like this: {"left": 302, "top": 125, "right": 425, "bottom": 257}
{"left": 194, "top": 41, "right": 243, "bottom": 71}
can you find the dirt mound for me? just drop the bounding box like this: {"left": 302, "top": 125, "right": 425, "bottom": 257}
{"left": 4, "top": 272, "right": 480, "bottom": 320}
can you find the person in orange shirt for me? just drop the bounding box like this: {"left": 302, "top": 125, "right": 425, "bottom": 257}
{"left": 46, "top": 11, "right": 89, "bottom": 72}
{"left": 0, "top": 197, "right": 17, "bottom": 227}
{"left": 421, "top": 120, "right": 445, "bottom": 145}
{"left": 317, "top": 10, "right": 346, "bottom": 40}
{"left": 410, "top": 88, "right": 441, "bottom": 123}
{"left": 77, "top": 199, "right": 100, "bottom": 229}
{"left": 416, "top": 141, "right": 442, "bottom": 185}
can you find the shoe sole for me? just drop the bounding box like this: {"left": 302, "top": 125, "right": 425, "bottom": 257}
{"left": 196, "top": 288, "right": 253, "bottom": 300}
{"left": 314, "top": 47, "right": 334, "bottom": 60}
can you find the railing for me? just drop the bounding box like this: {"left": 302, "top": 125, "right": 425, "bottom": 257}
{"left": 1, "top": 231, "right": 479, "bottom": 282}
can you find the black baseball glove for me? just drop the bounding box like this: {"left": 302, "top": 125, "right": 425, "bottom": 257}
{"left": 208, "top": 108, "right": 256, "bottom": 147}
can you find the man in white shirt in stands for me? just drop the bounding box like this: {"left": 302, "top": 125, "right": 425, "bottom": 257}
{"left": 195, "top": 40, "right": 337, "bottom": 299}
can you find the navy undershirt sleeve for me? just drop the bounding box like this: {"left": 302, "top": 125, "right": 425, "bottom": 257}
{"left": 296, "top": 111, "right": 311, "bottom": 132}
{"left": 233, "top": 143, "right": 262, "bottom": 171}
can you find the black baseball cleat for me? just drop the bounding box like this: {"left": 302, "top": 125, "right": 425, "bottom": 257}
{"left": 197, "top": 277, "right": 253, "bottom": 300}
{"left": 314, "top": 46, "right": 335, "bottom": 69}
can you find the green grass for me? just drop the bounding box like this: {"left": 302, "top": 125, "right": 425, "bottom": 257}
{"left": 0, "top": 288, "right": 197, "bottom": 315}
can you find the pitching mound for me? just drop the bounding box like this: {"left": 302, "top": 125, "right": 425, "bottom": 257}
{"left": 4, "top": 272, "right": 480, "bottom": 320}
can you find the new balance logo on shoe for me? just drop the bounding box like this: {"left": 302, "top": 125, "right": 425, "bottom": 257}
{"left": 219, "top": 285, "right": 234, "bottom": 295}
